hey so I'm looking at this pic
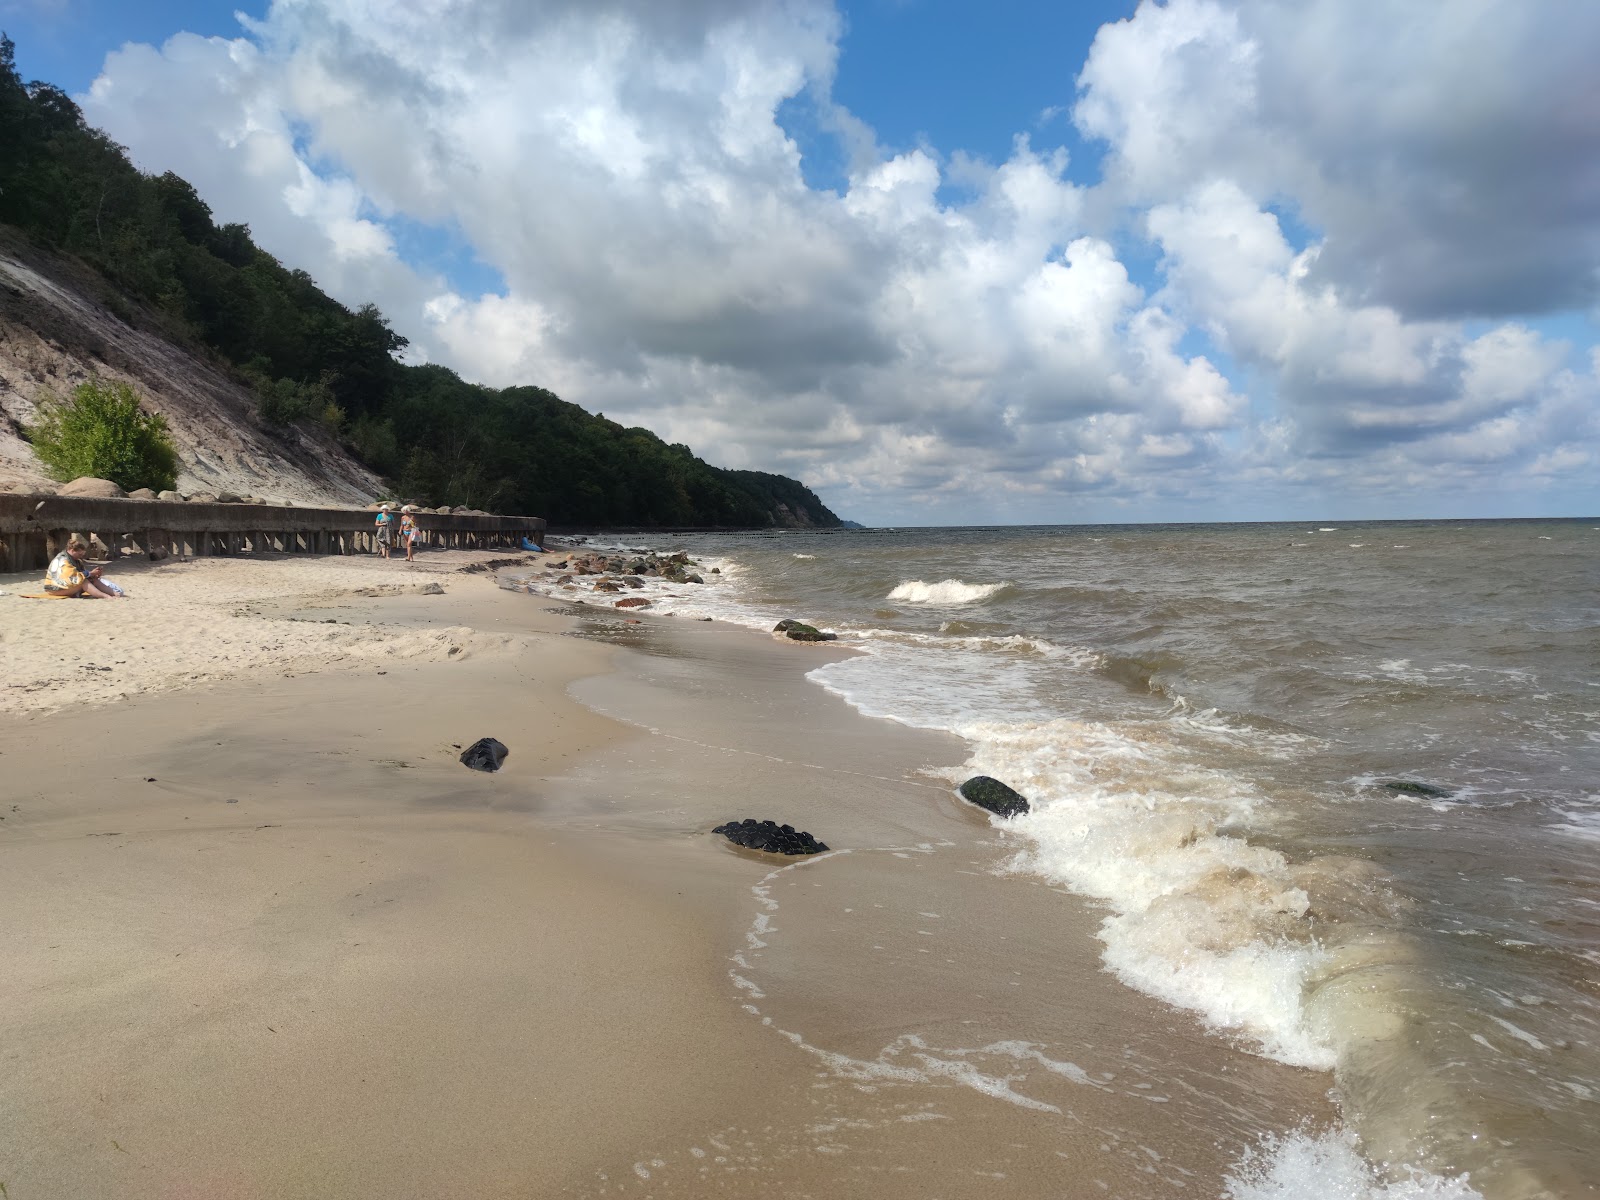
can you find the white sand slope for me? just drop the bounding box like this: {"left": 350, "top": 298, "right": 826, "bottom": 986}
{"left": 0, "top": 228, "right": 384, "bottom": 504}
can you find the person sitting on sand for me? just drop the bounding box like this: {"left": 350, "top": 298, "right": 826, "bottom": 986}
{"left": 374, "top": 503, "right": 395, "bottom": 559}
{"left": 43, "top": 535, "right": 125, "bottom": 599}
{"left": 400, "top": 505, "right": 420, "bottom": 562}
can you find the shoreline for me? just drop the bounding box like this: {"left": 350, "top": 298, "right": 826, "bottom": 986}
{"left": 0, "top": 547, "right": 1344, "bottom": 1197}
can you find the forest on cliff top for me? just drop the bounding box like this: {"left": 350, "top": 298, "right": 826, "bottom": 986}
{"left": 0, "top": 35, "right": 839, "bottom": 528}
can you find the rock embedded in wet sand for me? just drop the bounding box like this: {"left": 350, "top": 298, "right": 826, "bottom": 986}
{"left": 712, "top": 819, "right": 830, "bottom": 855}
{"left": 459, "top": 737, "right": 509, "bottom": 772}
{"left": 958, "top": 775, "right": 1030, "bottom": 818}
{"left": 773, "top": 619, "right": 836, "bottom": 642}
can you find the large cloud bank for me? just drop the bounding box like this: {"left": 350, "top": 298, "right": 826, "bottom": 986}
{"left": 81, "top": 0, "right": 1600, "bottom": 522}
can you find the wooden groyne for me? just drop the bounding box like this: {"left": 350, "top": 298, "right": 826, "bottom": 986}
{"left": 0, "top": 494, "right": 546, "bottom": 573}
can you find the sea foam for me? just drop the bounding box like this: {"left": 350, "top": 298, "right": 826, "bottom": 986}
{"left": 887, "top": 579, "right": 1007, "bottom": 605}
{"left": 1224, "top": 1129, "right": 1481, "bottom": 1200}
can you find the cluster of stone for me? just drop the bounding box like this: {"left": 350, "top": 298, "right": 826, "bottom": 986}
{"left": 541, "top": 549, "right": 711, "bottom": 607}
{"left": 366, "top": 502, "right": 495, "bottom": 516}
{"left": 712, "top": 819, "right": 830, "bottom": 855}
{"left": 49, "top": 477, "right": 287, "bottom": 504}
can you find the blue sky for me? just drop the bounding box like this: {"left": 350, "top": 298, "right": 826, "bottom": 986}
{"left": 5, "top": 0, "right": 1598, "bottom": 525}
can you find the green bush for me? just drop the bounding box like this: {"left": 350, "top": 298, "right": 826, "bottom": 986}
{"left": 26, "top": 377, "right": 180, "bottom": 491}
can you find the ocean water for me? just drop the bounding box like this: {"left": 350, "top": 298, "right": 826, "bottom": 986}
{"left": 531, "top": 521, "right": 1599, "bottom": 1198}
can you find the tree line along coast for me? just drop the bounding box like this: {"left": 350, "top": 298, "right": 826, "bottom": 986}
{"left": 0, "top": 35, "right": 841, "bottom": 530}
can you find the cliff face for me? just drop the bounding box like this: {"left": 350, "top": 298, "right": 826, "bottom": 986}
{"left": 0, "top": 229, "right": 382, "bottom": 505}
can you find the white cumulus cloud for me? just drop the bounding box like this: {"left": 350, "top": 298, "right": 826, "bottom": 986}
{"left": 74, "top": 0, "right": 1600, "bottom": 522}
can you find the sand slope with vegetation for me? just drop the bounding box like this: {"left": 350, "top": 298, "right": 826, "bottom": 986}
{"left": 0, "top": 229, "right": 384, "bottom": 504}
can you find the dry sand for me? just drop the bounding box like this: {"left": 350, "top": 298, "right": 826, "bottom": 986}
{"left": 0, "top": 548, "right": 1339, "bottom": 1198}
{"left": 1, "top": 550, "right": 528, "bottom": 717}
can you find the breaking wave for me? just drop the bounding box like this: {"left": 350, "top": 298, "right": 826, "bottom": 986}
{"left": 886, "top": 579, "right": 1009, "bottom": 605}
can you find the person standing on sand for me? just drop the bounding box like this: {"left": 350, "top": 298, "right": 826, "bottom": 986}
{"left": 400, "top": 505, "right": 419, "bottom": 563}
{"left": 43, "top": 535, "right": 124, "bottom": 598}
{"left": 374, "top": 503, "right": 395, "bottom": 559}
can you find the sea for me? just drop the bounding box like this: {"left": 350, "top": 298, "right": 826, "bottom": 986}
{"left": 530, "top": 520, "right": 1599, "bottom": 1198}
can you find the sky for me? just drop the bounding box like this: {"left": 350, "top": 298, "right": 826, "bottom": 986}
{"left": 3, "top": 0, "right": 1599, "bottom": 526}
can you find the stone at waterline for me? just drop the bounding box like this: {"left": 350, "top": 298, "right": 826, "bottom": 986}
{"left": 1381, "top": 779, "right": 1454, "bottom": 799}
{"left": 773, "top": 619, "right": 835, "bottom": 642}
{"left": 712, "top": 819, "right": 830, "bottom": 855}
{"left": 460, "top": 737, "right": 509, "bottom": 772}
{"left": 957, "top": 776, "right": 1030, "bottom": 818}
{"left": 615, "top": 597, "right": 651, "bottom": 608}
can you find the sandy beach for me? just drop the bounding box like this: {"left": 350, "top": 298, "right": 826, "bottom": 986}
{"left": 0, "top": 546, "right": 1340, "bottom": 1198}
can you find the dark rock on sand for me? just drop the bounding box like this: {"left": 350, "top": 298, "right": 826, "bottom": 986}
{"left": 773, "top": 619, "right": 835, "bottom": 642}
{"left": 460, "top": 738, "right": 509, "bottom": 772}
{"left": 419, "top": 582, "right": 445, "bottom": 595}
{"left": 713, "top": 819, "right": 830, "bottom": 855}
{"left": 958, "top": 776, "right": 1030, "bottom": 818}
{"left": 1381, "top": 779, "right": 1454, "bottom": 799}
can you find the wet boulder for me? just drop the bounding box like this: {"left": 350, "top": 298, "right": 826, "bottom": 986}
{"left": 1380, "top": 779, "right": 1454, "bottom": 799}
{"left": 459, "top": 737, "right": 509, "bottom": 772}
{"left": 615, "top": 597, "right": 651, "bottom": 608}
{"left": 774, "top": 619, "right": 835, "bottom": 642}
{"left": 713, "top": 819, "right": 830, "bottom": 855}
{"left": 958, "top": 776, "right": 1030, "bottom": 818}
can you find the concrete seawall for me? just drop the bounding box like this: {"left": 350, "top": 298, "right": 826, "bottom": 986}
{"left": 0, "top": 494, "right": 545, "bottom": 571}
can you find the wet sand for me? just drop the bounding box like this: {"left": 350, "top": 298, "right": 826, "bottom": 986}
{"left": 0, "top": 556, "right": 1340, "bottom": 1198}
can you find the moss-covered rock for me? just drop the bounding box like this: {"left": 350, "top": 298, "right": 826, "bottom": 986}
{"left": 958, "top": 776, "right": 1030, "bottom": 818}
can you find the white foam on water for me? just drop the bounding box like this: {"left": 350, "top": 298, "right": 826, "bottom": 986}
{"left": 886, "top": 578, "right": 1009, "bottom": 605}
{"left": 792, "top": 553, "right": 816, "bottom": 559}
{"left": 1550, "top": 801, "right": 1600, "bottom": 842}
{"left": 1223, "top": 1129, "right": 1481, "bottom": 1200}
{"left": 961, "top": 716, "right": 1336, "bottom": 1069}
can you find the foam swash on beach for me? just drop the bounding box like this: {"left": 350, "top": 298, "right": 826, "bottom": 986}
{"left": 570, "top": 521, "right": 1600, "bottom": 1200}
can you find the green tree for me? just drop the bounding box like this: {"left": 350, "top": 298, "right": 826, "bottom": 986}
{"left": 26, "top": 377, "right": 180, "bottom": 491}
